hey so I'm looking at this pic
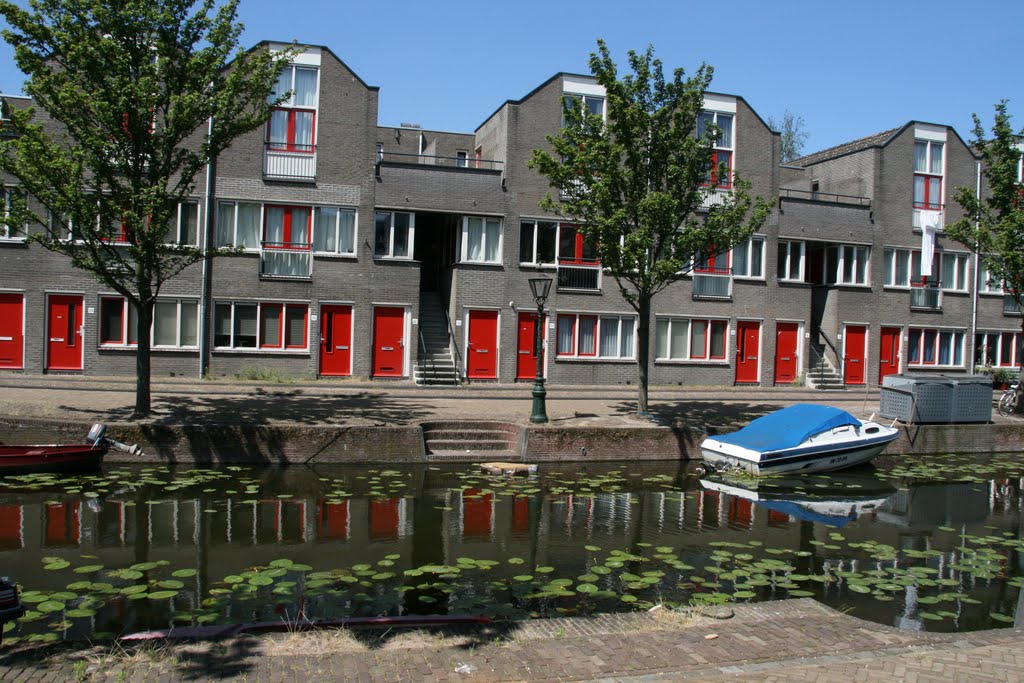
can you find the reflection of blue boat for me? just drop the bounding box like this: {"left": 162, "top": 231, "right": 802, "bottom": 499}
{"left": 699, "top": 474, "right": 896, "bottom": 527}
{"left": 700, "top": 404, "right": 899, "bottom": 475}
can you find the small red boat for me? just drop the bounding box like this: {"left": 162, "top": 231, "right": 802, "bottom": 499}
{"left": 0, "top": 424, "right": 110, "bottom": 475}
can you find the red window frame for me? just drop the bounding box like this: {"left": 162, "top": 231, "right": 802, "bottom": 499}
{"left": 695, "top": 246, "right": 730, "bottom": 274}
{"left": 709, "top": 320, "right": 728, "bottom": 360}
{"left": 914, "top": 173, "right": 942, "bottom": 210}
{"left": 263, "top": 205, "right": 311, "bottom": 249}
{"left": 258, "top": 303, "right": 308, "bottom": 350}
{"left": 709, "top": 150, "right": 732, "bottom": 189}
{"left": 267, "top": 108, "right": 316, "bottom": 153}
{"left": 557, "top": 314, "right": 576, "bottom": 357}
{"left": 557, "top": 224, "right": 599, "bottom": 266}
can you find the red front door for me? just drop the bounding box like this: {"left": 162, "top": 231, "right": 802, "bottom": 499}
{"left": 735, "top": 321, "right": 760, "bottom": 384}
{"left": 774, "top": 322, "right": 798, "bottom": 384}
{"left": 319, "top": 304, "right": 352, "bottom": 376}
{"left": 46, "top": 294, "right": 83, "bottom": 371}
{"left": 844, "top": 325, "right": 867, "bottom": 385}
{"left": 879, "top": 326, "right": 901, "bottom": 384}
{"left": 372, "top": 306, "right": 405, "bottom": 377}
{"left": 516, "top": 312, "right": 546, "bottom": 380}
{"left": 0, "top": 293, "right": 24, "bottom": 369}
{"left": 466, "top": 309, "right": 498, "bottom": 379}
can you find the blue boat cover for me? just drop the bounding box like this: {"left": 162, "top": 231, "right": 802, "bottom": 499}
{"left": 711, "top": 404, "right": 860, "bottom": 453}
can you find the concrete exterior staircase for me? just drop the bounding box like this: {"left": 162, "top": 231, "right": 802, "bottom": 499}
{"left": 807, "top": 345, "right": 846, "bottom": 391}
{"left": 421, "top": 421, "right": 522, "bottom": 461}
{"left": 415, "top": 292, "right": 460, "bottom": 386}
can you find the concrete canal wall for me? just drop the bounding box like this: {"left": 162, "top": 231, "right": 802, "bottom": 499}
{"left": 1, "top": 416, "right": 1022, "bottom": 465}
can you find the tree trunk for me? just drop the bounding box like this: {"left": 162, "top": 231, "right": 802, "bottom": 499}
{"left": 133, "top": 300, "right": 153, "bottom": 419}
{"left": 636, "top": 295, "right": 651, "bottom": 414}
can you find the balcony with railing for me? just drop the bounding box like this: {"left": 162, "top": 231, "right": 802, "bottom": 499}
{"left": 910, "top": 282, "right": 942, "bottom": 311}
{"left": 260, "top": 242, "right": 312, "bottom": 279}
{"left": 557, "top": 258, "right": 601, "bottom": 292}
{"left": 376, "top": 150, "right": 504, "bottom": 172}
{"left": 1005, "top": 295, "right": 1022, "bottom": 316}
{"left": 912, "top": 204, "right": 944, "bottom": 229}
{"left": 692, "top": 268, "right": 733, "bottom": 300}
{"left": 264, "top": 143, "right": 317, "bottom": 181}
{"left": 699, "top": 189, "right": 730, "bottom": 211}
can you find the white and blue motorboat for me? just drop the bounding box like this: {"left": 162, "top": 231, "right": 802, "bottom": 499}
{"left": 699, "top": 404, "right": 900, "bottom": 475}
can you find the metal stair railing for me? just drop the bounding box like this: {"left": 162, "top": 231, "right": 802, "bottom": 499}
{"left": 441, "top": 304, "right": 464, "bottom": 383}
{"left": 818, "top": 329, "right": 844, "bottom": 384}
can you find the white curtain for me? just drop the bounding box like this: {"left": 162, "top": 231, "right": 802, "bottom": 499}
{"left": 293, "top": 68, "right": 317, "bottom": 107}
{"left": 237, "top": 204, "right": 260, "bottom": 248}
{"left": 484, "top": 219, "right": 500, "bottom": 262}
{"left": 293, "top": 111, "right": 314, "bottom": 148}
{"left": 314, "top": 207, "right": 337, "bottom": 252}
{"left": 338, "top": 209, "right": 355, "bottom": 254}
{"left": 265, "top": 207, "right": 285, "bottom": 244}
{"left": 467, "top": 217, "right": 483, "bottom": 261}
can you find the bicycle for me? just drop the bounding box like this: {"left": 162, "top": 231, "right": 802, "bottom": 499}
{"left": 998, "top": 379, "right": 1021, "bottom": 417}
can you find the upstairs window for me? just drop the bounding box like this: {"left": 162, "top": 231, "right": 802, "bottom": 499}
{"left": 777, "top": 240, "right": 805, "bottom": 282}
{"left": 562, "top": 93, "right": 605, "bottom": 127}
{"left": 980, "top": 260, "right": 1004, "bottom": 294}
{"left": 694, "top": 246, "right": 729, "bottom": 274}
{"left": 456, "top": 151, "right": 468, "bottom": 168}
{"left": 1, "top": 188, "right": 25, "bottom": 240}
{"left": 940, "top": 252, "right": 970, "bottom": 292}
{"left": 264, "top": 205, "right": 311, "bottom": 248}
{"left": 312, "top": 207, "right": 356, "bottom": 255}
{"left": 216, "top": 201, "right": 261, "bottom": 249}
{"left": 374, "top": 211, "right": 413, "bottom": 259}
{"left": 697, "top": 111, "right": 734, "bottom": 189}
{"left": 461, "top": 216, "right": 502, "bottom": 264}
{"left": 519, "top": 220, "right": 597, "bottom": 266}
{"left": 268, "top": 64, "right": 318, "bottom": 153}
{"left": 731, "top": 236, "right": 764, "bottom": 278}
{"left": 914, "top": 140, "right": 944, "bottom": 210}
{"left": 163, "top": 201, "right": 199, "bottom": 246}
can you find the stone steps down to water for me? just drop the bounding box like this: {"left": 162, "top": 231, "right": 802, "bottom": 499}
{"left": 422, "top": 421, "right": 522, "bottom": 460}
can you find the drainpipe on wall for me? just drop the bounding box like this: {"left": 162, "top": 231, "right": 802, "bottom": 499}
{"left": 199, "top": 114, "right": 215, "bottom": 378}
{"left": 969, "top": 159, "right": 981, "bottom": 373}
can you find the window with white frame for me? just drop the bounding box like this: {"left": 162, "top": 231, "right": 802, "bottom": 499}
{"left": 216, "top": 201, "right": 261, "bottom": 249}
{"left": 456, "top": 151, "right": 468, "bottom": 168}
{"left": 883, "top": 247, "right": 913, "bottom": 287}
{"left": 268, "top": 64, "right": 318, "bottom": 153}
{"left": 1, "top": 188, "right": 24, "bottom": 240}
{"left": 519, "top": 220, "right": 598, "bottom": 265}
{"left": 100, "top": 297, "right": 198, "bottom": 348}
{"left": 837, "top": 245, "right": 870, "bottom": 285}
{"left": 163, "top": 201, "right": 199, "bottom": 246}
{"left": 914, "top": 140, "right": 944, "bottom": 210}
{"left": 656, "top": 317, "right": 728, "bottom": 361}
{"left": 777, "top": 240, "right": 805, "bottom": 282}
{"left": 562, "top": 93, "right": 605, "bottom": 126}
{"left": 214, "top": 301, "right": 308, "bottom": 350}
{"left": 979, "top": 259, "right": 1004, "bottom": 294}
{"left": 976, "top": 331, "right": 1021, "bottom": 368}
{"left": 557, "top": 313, "right": 634, "bottom": 359}
{"left": 373, "top": 211, "right": 413, "bottom": 259}
{"left": 461, "top": 216, "right": 502, "bottom": 263}
{"left": 907, "top": 327, "right": 964, "bottom": 367}
{"left": 940, "top": 252, "right": 969, "bottom": 292}
{"left": 731, "top": 236, "right": 764, "bottom": 278}
{"left": 697, "top": 111, "right": 734, "bottom": 189}
{"left": 312, "top": 207, "right": 356, "bottom": 255}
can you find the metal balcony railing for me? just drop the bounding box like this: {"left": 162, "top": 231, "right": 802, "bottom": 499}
{"left": 699, "top": 189, "right": 729, "bottom": 210}
{"left": 557, "top": 258, "right": 601, "bottom": 292}
{"left": 376, "top": 150, "right": 504, "bottom": 172}
{"left": 910, "top": 283, "right": 942, "bottom": 310}
{"left": 264, "top": 143, "right": 317, "bottom": 181}
{"left": 692, "top": 269, "right": 733, "bottom": 299}
{"left": 260, "top": 242, "right": 312, "bottom": 279}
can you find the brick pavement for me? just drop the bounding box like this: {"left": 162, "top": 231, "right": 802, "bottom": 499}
{"left": 2, "top": 600, "right": 1022, "bottom": 682}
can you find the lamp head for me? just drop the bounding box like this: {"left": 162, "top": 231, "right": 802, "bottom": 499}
{"left": 528, "top": 277, "right": 552, "bottom": 305}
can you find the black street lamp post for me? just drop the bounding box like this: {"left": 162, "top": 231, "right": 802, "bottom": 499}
{"left": 528, "top": 277, "right": 552, "bottom": 424}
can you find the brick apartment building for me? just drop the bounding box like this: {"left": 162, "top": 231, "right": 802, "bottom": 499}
{"left": 0, "top": 43, "right": 1020, "bottom": 387}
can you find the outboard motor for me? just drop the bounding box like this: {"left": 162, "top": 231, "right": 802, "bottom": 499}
{"left": 86, "top": 423, "right": 107, "bottom": 445}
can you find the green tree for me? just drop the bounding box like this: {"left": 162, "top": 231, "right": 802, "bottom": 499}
{"left": 768, "top": 110, "right": 809, "bottom": 163}
{"left": 946, "top": 101, "right": 1024, "bottom": 412}
{"left": 0, "top": 0, "right": 291, "bottom": 417}
{"left": 529, "top": 40, "right": 773, "bottom": 413}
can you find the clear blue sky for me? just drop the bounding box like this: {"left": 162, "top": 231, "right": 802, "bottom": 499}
{"left": 2, "top": 0, "right": 1021, "bottom": 155}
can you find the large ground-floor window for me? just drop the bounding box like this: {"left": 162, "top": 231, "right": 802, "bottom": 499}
{"left": 907, "top": 327, "right": 965, "bottom": 367}
{"left": 556, "top": 313, "right": 635, "bottom": 360}
{"left": 656, "top": 317, "right": 728, "bottom": 361}
{"left": 214, "top": 301, "right": 308, "bottom": 350}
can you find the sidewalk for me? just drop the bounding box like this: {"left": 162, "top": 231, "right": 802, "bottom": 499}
{"left": 1, "top": 600, "right": 1022, "bottom": 681}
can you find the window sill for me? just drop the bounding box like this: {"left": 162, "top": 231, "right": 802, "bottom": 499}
{"left": 732, "top": 276, "right": 766, "bottom": 283}
{"left": 555, "top": 356, "right": 635, "bottom": 364}
{"left": 99, "top": 345, "right": 199, "bottom": 353}
{"left": 906, "top": 364, "right": 966, "bottom": 371}
{"left": 314, "top": 252, "right": 358, "bottom": 260}
{"left": 519, "top": 263, "right": 558, "bottom": 270}
{"left": 212, "top": 348, "right": 310, "bottom": 355}
{"left": 458, "top": 261, "right": 504, "bottom": 268}
{"left": 654, "top": 359, "right": 730, "bottom": 366}
{"left": 0, "top": 237, "right": 27, "bottom": 245}
{"left": 372, "top": 256, "right": 418, "bottom": 263}
{"left": 979, "top": 291, "right": 1006, "bottom": 297}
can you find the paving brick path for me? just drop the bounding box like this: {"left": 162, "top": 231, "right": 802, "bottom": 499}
{"left": 2, "top": 600, "right": 1022, "bottom": 681}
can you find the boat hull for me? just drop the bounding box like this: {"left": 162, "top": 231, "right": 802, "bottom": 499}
{"left": 700, "top": 432, "right": 898, "bottom": 476}
{"left": 0, "top": 444, "right": 107, "bottom": 475}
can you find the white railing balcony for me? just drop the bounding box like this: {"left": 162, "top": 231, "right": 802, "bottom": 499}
{"left": 261, "top": 242, "right": 312, "bottom": 279}
{"left": 264, "top": 143, "right": 317, "bottom": 181}
{"left": 912, "top": 206, "right": 944, "bottom": 229}
{"left": 692, "top": 269, "right": 733, "bottom": 299}
{"left": 699, "top": 189, "right": 729, "bottom": 210}
{"left": 910, "top": 284, "right": 942, "bottom": 310}
{"left": 557, "top": 258, "right": 601, "bottom": 292}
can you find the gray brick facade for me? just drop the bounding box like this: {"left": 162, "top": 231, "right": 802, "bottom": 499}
{"left": 1, "top": 43, "right": 1018, "bottom": 389}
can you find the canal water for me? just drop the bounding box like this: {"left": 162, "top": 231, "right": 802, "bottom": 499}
{"left": 1, "top": 453, "right": 1021, "bottom": 645}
